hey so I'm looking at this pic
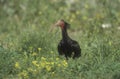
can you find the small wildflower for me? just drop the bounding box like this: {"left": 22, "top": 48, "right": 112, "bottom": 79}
{"left": 109, "top": 41, "right": 112, "bottom": 46}
{"left": 58, "top": 64, "right": 61, "bottom": 67}
{"left": 28, "top": 68, "right": 39, "bottom": 74}
{"left": 71, "top": 14, "right": 76, "bottom": 19}
{"left": 15, "top": 62, "right": 20, "bottom": 69}
{"left": 18, "top": 70, "right": 29, "bottom": 78}
{"left": 50, "top": 51, "right": 54, "bottom": 54}
{"left": 52, "top": 72, "right": 55, "bottom": 76}
{"left": 32, "top": 61, "right": 37, "bottom": 64}
{"left": 46, "top": 62, "right": 51, "bottom": 65}
{"left": 38, "top": 48, "right": 42, "bottom": 51}
{"left": 46, "top": 65, "right": 52, "bottom": 71}
{"left": 56, "top": 58, "right": 59, "bottom": 61}
{"left": 32, "top": 61, "right": 39, "bottom": 67}
{"left": 32, "top": 52, "right": 37, "bottom": 56}
{"left": 50, "top": 62, "right": 54, "bottom": 65}
{"left": 70, "top": 19, "right": 73, "bottom": 22}
{"left": 82, "top": 16, "right": 87, "bottom": 20}
{"left": 39, "top": 11, "right": 42, "bottom": 15}
{"left": 41, "top": 57, "right": 46, "bottom": 60}
{"left": 40, "top": 61, "right": 46, "bottom": 67}
{"left": 52, "top": 72, "right": 55, "bottom": 74}
{"left": 118, "top": 27, "right": 120, "bottom": 30}
{"left": 102, "top": 23, "right": 111, "bottom": 28}
{"left": 62, "top": 60, "right": 68, "bottom": 67}
{"left": 41, "top": 21, "right": 45, "bottom": 24}
{"left": 84, "top": 4, "right": 89, "bottom": 9}
{"left": 27, "top": 68, "right": 33, "bottom": 72}
{"left": 29, "top": 46, "right": 33, "bottom": 52}
{"left": 76, "top": 11, "right": 80, "bottom": 15}
{"left": 32, "top": 24, "right": 35, "bottom": 28}
{"left": 32, "top": 69, "right": 38, "bottom": 74}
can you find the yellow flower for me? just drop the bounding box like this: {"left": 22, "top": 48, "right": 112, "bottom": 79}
{"left": 50, "top": 51, "right": 54, "bottom": 54}
{"left": 62, "top": 60, "right": 68, "bottom": 67}
{"left": 32, "top": 52, "right": 37, "bottom": 56}
{"left": 52, "top": 72, "right": 55, "bottom": 74}
{"left": 70, "top": 19, "right": 73, "bottom": 22}
{"left": 39, "top": 11, "right": 42, "bottom": 15}
{"left": 40, "top": 61, "right": 46, "bottom": 67}
{"left": 109, "top": 41, "right": 112, "bottom": 46}
{"left": 58, "top": 64, "right": 61, "bottom": 67}
{"left": 84, "top": 4, "right": 89, "bottom": 9}
{"left": 50, "top": 62, "right": 54, "bottom": 65}
{"left": 71, "top": 14, "right": 76, "bottom": 19}
{"left": 38, "top": 48, "right": 42, "bottom": 51}
{"left": 46, "top": 62, "right": 50, "bottom": 65}
{"left": 32, "top": 61, "right": 37, "bottom": 64}
{"left": 76, "top": 11, "right": 80, "bottom": 15}
{"left": 52, "top": 72, "right": 55, "bottom": 76}
{"left": 18, "top": 70, "right": 29, "bottom": 78}
{"left": 27, "top": 68, "right": 33, "bottom": 72}
{"left": 46, "top": 65, "right": 52, "bottom": 71}
{"left": 56, "top": 58, "right": 59, "bottom": 61}
{"left": 15, "top": 62, "right": 20, "bottom": 68}
{"left": 82, "top": 16, "right": 87, "bottom": 20}
{"left": 41, "top": 21, "right": 45, "bottom": 24}
{"left": 32, "top": 61, "right": 39, "bottom": 67}
{"left": 41, "top": 57, "right": 46, "bottom": 60}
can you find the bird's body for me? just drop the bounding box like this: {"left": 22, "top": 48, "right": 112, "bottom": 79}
{"left": 55, "top": 20, "right": 81, "bottom": 59}
{"left": 58, "top": 37, "right": 81, "bottom": 59}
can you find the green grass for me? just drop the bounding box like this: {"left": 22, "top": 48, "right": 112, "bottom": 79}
{"left": 0, "top": 0, "right": 120, "bottom": 79}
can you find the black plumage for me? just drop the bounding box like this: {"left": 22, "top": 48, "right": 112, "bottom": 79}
{"left": 55, "top": 20, "right": 81, "bottom": 59}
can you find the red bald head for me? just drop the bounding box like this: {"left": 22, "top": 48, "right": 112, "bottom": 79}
{"left": 55, "top": 19, "right": 65, "bottom": 29}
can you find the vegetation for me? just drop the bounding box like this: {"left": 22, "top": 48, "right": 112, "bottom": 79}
{"left": 0, "top": 0, "right": 120, "bottom": 79}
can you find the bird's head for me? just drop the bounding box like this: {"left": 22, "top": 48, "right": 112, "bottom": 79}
{"left": 55, "top": 19, "right": 70, "bottom": 29}
{"left": 48, "top": 19, "right": 70, "bottom": 33}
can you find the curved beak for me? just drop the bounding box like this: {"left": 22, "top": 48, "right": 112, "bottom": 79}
{"left": 48, "top": 20, "right": 60, "bottom": 33}
{"left": 55, "top": 20, "right": 62, "bottom": 26}
{"left": 48, "top": 23, "right": 57, "bottom": 33}
{"left": 55, "top": 22, "right": 60, "bottom": 26}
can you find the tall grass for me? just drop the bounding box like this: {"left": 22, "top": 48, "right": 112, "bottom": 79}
{"left": 0, "top": 0, "right": 120, "bottom": 79}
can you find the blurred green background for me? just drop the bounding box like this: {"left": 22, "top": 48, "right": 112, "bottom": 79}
{"left": 0, "top": 0, "right": 120, "bottom": 79}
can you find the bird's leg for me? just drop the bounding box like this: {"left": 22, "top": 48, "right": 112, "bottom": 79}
{"left": 65, "top": 54, "right": 68, "bottom": 60}
{"left": 59, "top": 52, "right": 64, "bottom": 55}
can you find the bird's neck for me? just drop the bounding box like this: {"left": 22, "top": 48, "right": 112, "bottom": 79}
{"left": 61, "top": 28, "right": 69, "bottom": 41}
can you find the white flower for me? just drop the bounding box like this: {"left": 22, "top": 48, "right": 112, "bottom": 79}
{"left": 117, "top": 27, "right": 120, "bottom": 30}
{"left": 102, "top": 23, "right": 111, "bottom": 28}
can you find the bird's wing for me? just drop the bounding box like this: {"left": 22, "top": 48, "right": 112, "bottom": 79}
{"left": 58, "top": 40, "right": 64, "bottom": 55}
{"left": 71, "top": 40, "right": 81, "bottom": 58}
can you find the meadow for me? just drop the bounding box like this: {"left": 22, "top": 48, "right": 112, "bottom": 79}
{"left": 0, "top": 0, "right": 120, "bottom": 79}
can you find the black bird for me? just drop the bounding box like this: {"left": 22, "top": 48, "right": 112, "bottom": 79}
{"left": 55, "top": 19, "right": 81, "bottom": 59}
